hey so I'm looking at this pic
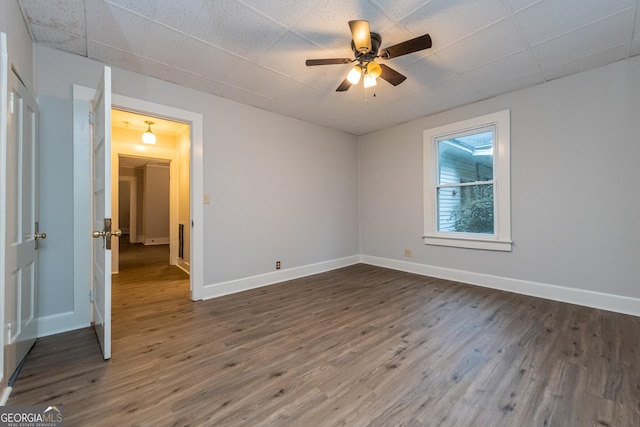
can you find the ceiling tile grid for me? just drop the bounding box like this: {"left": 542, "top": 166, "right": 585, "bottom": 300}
{"left": 14, "top": 0, "right": 640, "bottom": 135}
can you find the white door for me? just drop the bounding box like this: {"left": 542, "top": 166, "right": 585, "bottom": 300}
{"left": 91, "top": 66, "right": 114, "bottom": 360}
{"left": 3, "top": 39, "right": 41, "bottom": 379}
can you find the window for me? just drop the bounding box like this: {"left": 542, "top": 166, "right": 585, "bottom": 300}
{"left": 423, "top": 110, "right": 511, "bottom": 251}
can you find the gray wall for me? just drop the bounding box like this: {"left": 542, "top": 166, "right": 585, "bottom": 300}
{"left": 34, "top": 45, "right": 359, "bottom": 321}
{"left": 359, "top": 55, "right": 640, "bottom": 299}
{"left": 143, "top": 164, "right": 170, "bottom": 243}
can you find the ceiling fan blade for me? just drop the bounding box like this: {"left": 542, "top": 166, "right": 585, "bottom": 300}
{"left": 306, "top": 58, "right": 352, "bottom": 66}
{"left": 379, "top": 64, "right": 407, "bottom": 86}
{"left": 349, "top": 20, "right": 372, "bottom": 53}
{"left": 336, "top": 79, "right": 352, "bottom": 92}
{"left": 380, "top": 34, "right": 432, "bottom": 59}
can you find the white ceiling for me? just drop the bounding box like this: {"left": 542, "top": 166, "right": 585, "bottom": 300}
{"left": 17, "top": 0, "right": 640, "bottom": 135}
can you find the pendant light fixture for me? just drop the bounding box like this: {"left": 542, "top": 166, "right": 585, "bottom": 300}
{"left": 142, "top": 120, "right": 156, "bottom": 145}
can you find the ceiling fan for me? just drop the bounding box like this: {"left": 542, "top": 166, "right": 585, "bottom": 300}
{"left": 305, "top": 20, "right": 432, "bottom": 92}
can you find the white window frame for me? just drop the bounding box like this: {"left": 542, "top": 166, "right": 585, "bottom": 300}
{"left": 423, "top": 110, "right": 511, "bottom": 251}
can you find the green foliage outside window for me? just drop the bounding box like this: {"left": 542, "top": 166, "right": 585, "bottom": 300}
{"left": 450, "top": 184, "right": 494, "bottom": 234}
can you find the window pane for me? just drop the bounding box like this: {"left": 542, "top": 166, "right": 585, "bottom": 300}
{"left": 436, "top": 186, "right": 460, "bottom": 232}
{"left": 438, "top": 130, "right": 494, "bottom": 185}
{"left": 437, "top": 184, "right": 494, "bottom": 234}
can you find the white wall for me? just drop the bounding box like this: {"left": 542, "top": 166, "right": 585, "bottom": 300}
{"left": 0, "top": 0, "right": 33, "bottom": 88}
{"left": 359, "top": 55, "right": 640, "bottom": 307}
{"left": 34, "top": 45, "right": 359, "bottom": 328}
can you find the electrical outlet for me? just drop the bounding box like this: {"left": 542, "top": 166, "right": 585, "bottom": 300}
{"left": 276, "top": 261, "right": 281, "bottom": 270}
{"left": 404, "top": 248, "right": 413, "bottom": 257}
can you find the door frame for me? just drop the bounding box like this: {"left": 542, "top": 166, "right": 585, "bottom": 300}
{"left": 58, "top": 87, "right": 204, "bottom": 337}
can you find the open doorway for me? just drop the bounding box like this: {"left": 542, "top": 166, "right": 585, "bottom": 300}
{"left": 111, "top": 109, "right": 191, "bottom": 301}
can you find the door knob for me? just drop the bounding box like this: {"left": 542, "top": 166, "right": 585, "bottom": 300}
{"left": 93, "top": 219, "right": 119, "bottom": 250}
{"left": 34, "top": 222, "right": 46, "bottom": 249}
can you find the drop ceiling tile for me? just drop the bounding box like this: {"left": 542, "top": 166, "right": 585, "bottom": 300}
{"left": 431, "top": 91, "right": 486, "bottom": 114}
{"left": 189, "top": 0, "right": 287, "bottom": 58}
{"left": 379, "top": 78, "right": 477, "bottom": 122}
{"left": 240, "top": 0, "right": 320, "bottom": 29}
{"left": 367, "top": 91, "right": 433, "bottom": 123}
{"left": 238, "top": 67, "right": 301, "bottom": 101}
{"left": 106, "top": 0, "right": 205, "bottom": 34}
{"left": 435, "top": 18, "right": 529, "bottom": 74}
{"left": 19, "top": 0, "right": 85, "bottom": 37}
{"left": 88, "top": 40, "right": 145, "bottom": 74}
{"left": 635, "top": 7, "right": 640, "bottom": 41}
{"left": 400, "top": 0, "right": 512, "bottom": 49}
{"left": 86, "top": 0, "right": 196, "bottom": 68}
{"left": 423, "top": 77, "right": 478, "bottom": 104}
{"left": 541, "top": 45, "right": 629, "bottom": 81}
{"left": 289, "top": 0, "right": 395, "bottom": 52}
{"left": 85, "top": 0, "right": 135, "bottom": 47}
{"left": 400, "top": 55, "right": 456, "bottom": 89}
{"left": 531, "top": 11, "right": 633, "bottom": 69}
{"left": 176, "top": 40, "right": 252, "bottom": 83}
{"left": 89, "top": 41, "right": 201, "bottom": 90}
{"left": 208, "top": 82, "right": 278, "bottom": 109}
{"left": 370, "top": 0, "right": 432, "bottom": 21}
{"left": 632, "top": 39, "right": 640, "bottom": 56}
{"left": 28, "top": 22, "right": 87, "bottom": 56}
{"left": 476, "top": 72, "right": 545, "bottom": 99}
{"left": 275, "top": 83, "right": 350, "bottom": 112}
{"left": 17, "top": 0, "right": 640, "bottom": 136}
{"left": 513, "top": 0, "right": 636, "bottom": 45}
{"left": 501, "top": 0, "right": 544, "bottom": 13}
{"left": 460, "top": 49, "right": 541, "bottom": 90}
{"left": 253, "top": 31, "right": 324, "bottom": 81}
{"left": 194, "top": 53, "right": 296, "bottom": 102}
{"left": 301, "top": 64, "right": 352, "bottom": 92}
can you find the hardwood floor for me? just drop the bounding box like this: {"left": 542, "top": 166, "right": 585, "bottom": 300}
{"left": 8, "top": 251, "right": 640, "bottom": 426}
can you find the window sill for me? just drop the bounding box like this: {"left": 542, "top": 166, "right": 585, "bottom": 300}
{"left": 423, "top": 235, "right": 512, "bottom": 252}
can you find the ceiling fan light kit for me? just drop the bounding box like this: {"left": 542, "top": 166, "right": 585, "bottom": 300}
{"left": 305, "top": 20, "right": 432, "bottom": 93}
{"left": 363, "top": 74, "right": 377, "bottom": 88}
{"left": 347, "top": 65, "right": 363, "bottom": 84}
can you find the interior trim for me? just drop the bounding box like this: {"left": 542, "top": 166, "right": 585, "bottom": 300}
{"left": 361, "top": 255, "right": 640, "bottom": 317}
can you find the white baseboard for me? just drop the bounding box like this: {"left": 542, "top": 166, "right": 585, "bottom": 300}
{"left": 1, "top": 387, "right": 11, "bottom": 406}
{"left": 36, "top": 311, "right": 90, "bottom": 338}
{"left": 360, "top": 255, "right": 640, "bottom": 317}
{"left": 144, "top": 237, "right": 169, "bottom": 245}
{"left": 202, "top": 255, "right": 360, "bottom": 300}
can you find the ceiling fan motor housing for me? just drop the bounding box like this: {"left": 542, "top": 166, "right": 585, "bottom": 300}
{"left": 352, "top": 32, "right": 382, "bottom": 61}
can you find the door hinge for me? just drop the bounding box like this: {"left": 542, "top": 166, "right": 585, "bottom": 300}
{"left": 88, "top": 111, "right": 94, "bottom": 125}
{"left": 89, "top": 290, "right": 95, "bottom": 302}
{"left": 8, "top": 92, "right": 14, "bottom": 114}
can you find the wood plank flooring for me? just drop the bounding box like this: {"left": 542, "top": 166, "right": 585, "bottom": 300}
{"left": 8, "top": 245, "right": 640, "bottom": 426}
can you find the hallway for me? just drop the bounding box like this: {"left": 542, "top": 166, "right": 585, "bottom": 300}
{"left": 112, "top": 239, "right": 191, "bottom": 348}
